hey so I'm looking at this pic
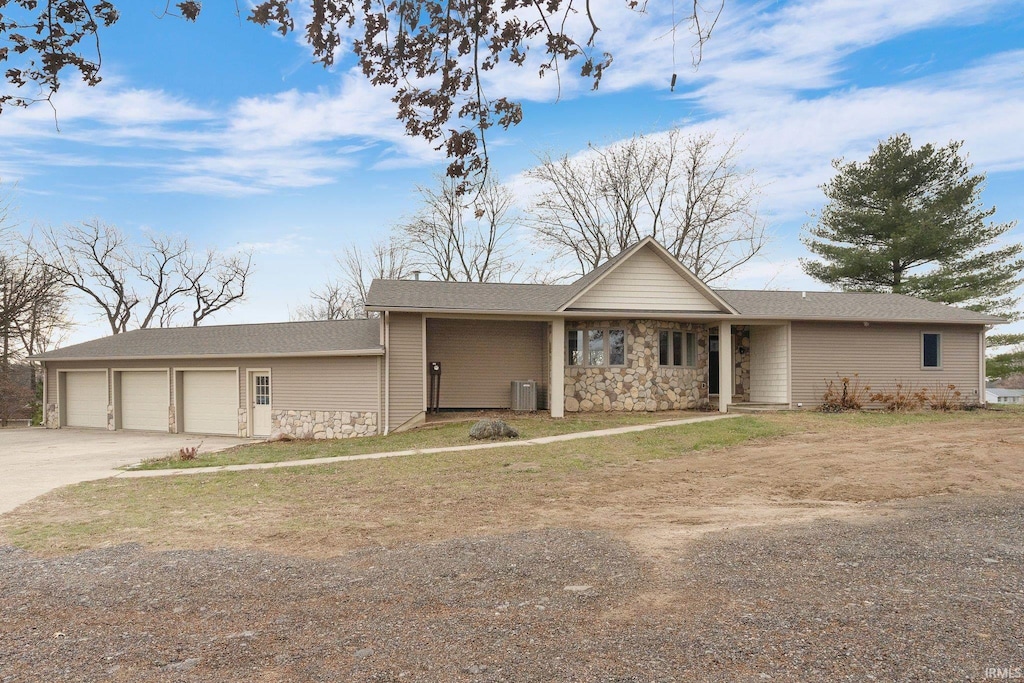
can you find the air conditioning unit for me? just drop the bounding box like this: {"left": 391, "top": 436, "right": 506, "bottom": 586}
{"left": 511, "top": 380, "right": 537, "bottom": 412}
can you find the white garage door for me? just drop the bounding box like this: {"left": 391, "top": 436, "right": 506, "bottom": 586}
{"left": 182, "top": 370, "right": 238, "bottom": 435}
{"left": 65, "top": 371, "right": 108, "bottom": 428}
{"left": 121, "top": 371, "right": 169, "bottom": 431}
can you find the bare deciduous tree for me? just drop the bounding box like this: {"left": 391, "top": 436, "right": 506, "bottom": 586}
{"left": 399, "top": 175, "right": 521, "bottom": 282}
{"left": 291, "top": 280, "right": 361, "bottom": 322}
{"left": 1, "top": 245, "right": 67, "bottom": 362}
{"left": 295, "top": 238, "right": 410, "bottom": 321}
{"left": 1, "top": 215, "right": 68, "bottom": 424}
{"left": 527, "top": 130, "right": 767, "bottom": 283}
{"left": 182, "top": 249, "right": 254, "bottom": 327}
{"left": 341, "top": 238, "right": 411, "bottom": 317}
{"left": 36, "top": 220, "right": 254, "bottom": 333}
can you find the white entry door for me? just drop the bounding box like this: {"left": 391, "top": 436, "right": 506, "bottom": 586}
{"left": 251, "top": 373, "right": 272, "bottom": 437}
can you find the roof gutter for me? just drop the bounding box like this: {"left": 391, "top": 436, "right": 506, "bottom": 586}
{"left": 30, "top": 348, "right": 385, "bottom": 362}
{"left": 363, "top": 306, "right": 1001, "bottom": 326}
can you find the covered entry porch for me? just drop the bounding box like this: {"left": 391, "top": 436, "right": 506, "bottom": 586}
{"left": 549, "top": 318, "right": 791, "bottom": 416}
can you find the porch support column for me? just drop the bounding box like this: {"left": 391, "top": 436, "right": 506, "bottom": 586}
{"left": 719, "top": 321, "right": 732, "bottom": 413}
{"left": 550, "top": 318, "right": 565, "bottom": 418}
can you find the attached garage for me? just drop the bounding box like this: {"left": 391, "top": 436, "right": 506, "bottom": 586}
{"left": 119, "top": 371, "right": 169, "bottom": 432}
{"left": 181, "top": 370, "right": 238, "bottom": 436}
{"left": 36, "top": 319, "right": 385, "bottom": 439}
{"left": 63, "top": 371, "right": 108, "bottom": 428}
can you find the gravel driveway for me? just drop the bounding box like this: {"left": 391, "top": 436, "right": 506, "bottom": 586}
{"left": 1, "top": 493, "right": 1021, "bottom": 681}
{"left": 0, "top": 429, "right": 251, "bottom": 514}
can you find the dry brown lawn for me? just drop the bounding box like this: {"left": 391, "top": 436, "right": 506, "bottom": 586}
{"left": 3, "top": 410, "right": 1023, "bottom": 559}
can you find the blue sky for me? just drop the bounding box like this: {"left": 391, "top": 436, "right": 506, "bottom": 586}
{"left": 1, "top": 0, "right": 1022, "bottom": 345}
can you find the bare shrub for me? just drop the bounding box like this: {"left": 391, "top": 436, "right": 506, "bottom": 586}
{"left": 870, "top": 383, "right": 927, "bottom": 412}
{"left": 819, "top": 373, "right": 870, "bottom": 412}
{"left": 178, "top": 443, "right": 202, "bottom": 462}
{"left": 926, "top": 384, "right": 963, "bottom": 411}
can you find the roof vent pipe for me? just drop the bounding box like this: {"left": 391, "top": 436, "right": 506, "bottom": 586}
{"left": 412, "top": 270, "right": 421, "bottom": 281}
{"left": 801, "top": 291, "right": 806, "bottom": 299}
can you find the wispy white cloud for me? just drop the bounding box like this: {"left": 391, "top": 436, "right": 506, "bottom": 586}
{"left": 1, "top": 0, "right": 1021, "bottom": 204}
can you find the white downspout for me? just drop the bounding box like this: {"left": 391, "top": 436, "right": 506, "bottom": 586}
{"left": 384, "top": 311, "right": 391, "bottom": 435}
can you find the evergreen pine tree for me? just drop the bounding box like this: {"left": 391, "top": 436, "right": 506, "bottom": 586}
{"left": 801, "top": 134, "right": 1023, "bottom": 318}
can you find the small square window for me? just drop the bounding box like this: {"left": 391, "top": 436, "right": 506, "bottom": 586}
{"left": 923, "top": 333, "right": 941, "bottom": 368}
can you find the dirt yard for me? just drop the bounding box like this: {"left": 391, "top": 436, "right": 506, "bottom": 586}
{"left": 1, "top": 412, "right": 1023, "bottom": 681}
{"left": 3, "top": 412, "right": 1022, "bottom": 558}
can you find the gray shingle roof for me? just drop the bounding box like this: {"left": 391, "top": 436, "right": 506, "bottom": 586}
{"left": 716, "top": 290, "right": 1004, "bottom": 324}
{"left": 367, "top": 277, "right": 1002, "bottom": 324}
{"left": 366, "top": 279, "right": 577, "bottom": 312}
{"left": 33, "top": 319, "right": 382, "bottom": 361}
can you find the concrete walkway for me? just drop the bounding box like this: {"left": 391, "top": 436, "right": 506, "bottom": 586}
{"left": 119, "top": 413, "right": 742, "bottom": 479}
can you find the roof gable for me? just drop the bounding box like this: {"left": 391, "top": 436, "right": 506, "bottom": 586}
{"left": 562, "top": 239, "right": 735, "bottom": 314}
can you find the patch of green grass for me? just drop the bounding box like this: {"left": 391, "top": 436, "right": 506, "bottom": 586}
{"left": 130, "top": 411, "right": 713, "bottom": 470}
{"left": 3, "top": 415, "right": 788, "bottom": 554}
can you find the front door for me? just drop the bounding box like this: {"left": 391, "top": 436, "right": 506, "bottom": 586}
{"left": 709, "top": 335, "right": 719, "bottom": 395}
{"left": 252, "top": 373, "right": 272, "bottom": 437}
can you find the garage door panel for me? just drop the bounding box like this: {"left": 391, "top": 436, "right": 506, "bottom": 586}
{"left": 121, "top": 371, "right": 169, "bottom": 431}
{"left": 183, "top": 371, "right": 238, "bottom": 435}
{"left": 65, "top": 372, "right": 108, "bottom": 428}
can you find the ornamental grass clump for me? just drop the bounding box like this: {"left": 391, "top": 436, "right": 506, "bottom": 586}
{"left": 819, "top": 373, "right": 870, "bottom": 412}
{"left": 926, "top": 383, "right": 963, "bottom": 411}
{"left": 870, "top": 383, "right": 928, "bottom": 412}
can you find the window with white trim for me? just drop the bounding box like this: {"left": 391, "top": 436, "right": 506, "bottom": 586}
{"left": 659, "top": 330, "right": 697, "bottom": 368}
{"left": 922, "top": 333, "right": 941, "bottom": 369}
{"left": 567, "top": 326, "right": 627, "bottom": 367}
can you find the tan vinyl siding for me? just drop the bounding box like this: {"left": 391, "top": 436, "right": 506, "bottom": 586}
{"left": 387, "top": 312, "right": 425, "bottom": 430}
{"left": 572, "top": 247, "right": 721, "bottom": 312}
{"left": 426, "top": 318, "right": 547, "bottom": 409}
{"left": 749, "top": 325, "right": 789, "bottom": 403}
{"left": 269, "top": 357, "right": 379, "bottom": 411}
{"left": 791, "top": 322, "right": 983, "bottom": 406}
{"left": 43, "top": 355, "right": 381, "bottom": 427}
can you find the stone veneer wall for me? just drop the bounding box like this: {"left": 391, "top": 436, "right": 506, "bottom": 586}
{"left": 565, "top": 320, "right": 709, "bottom": 412}
{"left": 273, "top": 410, "right": 378, "bottom": 439}
{"left": 45, "top": 403, "right": 59, "bottom": 429}
{"left": 733, "top": 326, "right": 751, "bottom": 402}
